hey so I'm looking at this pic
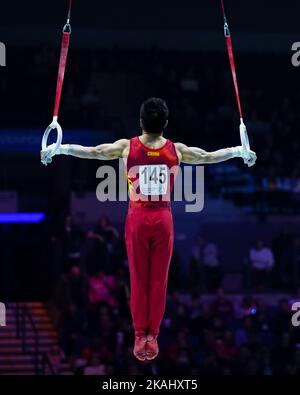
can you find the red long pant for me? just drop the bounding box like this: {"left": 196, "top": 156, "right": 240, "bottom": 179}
{"left": 125, "top": 207, "right": 174, "bottom": 338}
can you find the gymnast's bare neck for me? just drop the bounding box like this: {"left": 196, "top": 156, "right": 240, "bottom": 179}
{"left": 139, "top": 131, "right": 166, "bottom": 150}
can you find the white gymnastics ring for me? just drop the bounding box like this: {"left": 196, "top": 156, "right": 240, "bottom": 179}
{"left": 41, "top": 116, "right": 62, "bottom": 165}
{"left": 239, "top": 119, "right": 250, "bottom": 163}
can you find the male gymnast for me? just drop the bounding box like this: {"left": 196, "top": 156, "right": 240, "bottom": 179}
{"left": 41, "top": 97, "right": 256, "bottom": 362}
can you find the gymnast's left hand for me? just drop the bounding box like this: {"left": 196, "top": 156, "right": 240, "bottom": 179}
{"left": 243, "top": 149, "right": 257, "bottom": 167}
{"left": 40, "top": 143, "right": 57, "bottom": 165}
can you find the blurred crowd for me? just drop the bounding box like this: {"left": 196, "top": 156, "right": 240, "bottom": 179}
{"left": 50, "top": 269, "right": 300, "bottom": 375}
{"left": 48, "top": 215, "right": 300, "bottom": 294}
{"left": 45, "top": 214, "right": 300, "bottom": 375}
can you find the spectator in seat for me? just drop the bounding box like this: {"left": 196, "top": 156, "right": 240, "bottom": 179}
{"left": 211, "top": 288, "right": 234, "bottom": 322}
{"left": 192, "top": 234, "right": 222, "bottom": 291}
{"left": 86, "top": 216, "right": 119, "bottom": 274}
{"left": 201, "top": 351, "right": 222, "bottom": 375}
{"left": 84, "top": 230, "right": 108, "bottom": 276}
{"left": 272, "top": 333, "right": 294, "bottom": 374}
{"left": 214, "top": 330, "right": 239, "bottom": 362}
{"left": 53, "top": 265, "right": 89, "bottom": 353}
{"left": 92, "top": 216, "right": 119, "bottom": 253}
{"left": 235, "top": 316, "right": 255, "bottom": 347}
{"left": 83, "top": 352, "right": 106, "bottom": 375}
{"left": 165, "top": 330, "right": 193, "bottom": 369}
{"left": 47, "top": 345, "right": 66, "bottom": 375}
{"left": 249, "top": 240, "right": 274, "bottom": 290}
{"left": 88, "top": 271, "right": 118, "bottom": 308}
{"left": 52, "top": 214, "right": 85, "bottom": 273}
{"left": 240, "top": 294, "right": 259, "bottom": 318}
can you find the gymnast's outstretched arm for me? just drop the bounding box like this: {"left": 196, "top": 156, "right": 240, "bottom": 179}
{"left": 175, "top": 143, "right": 257, "bottom": 167}
{"left": 41, "top": 139, "right": 129, "bottom": 162}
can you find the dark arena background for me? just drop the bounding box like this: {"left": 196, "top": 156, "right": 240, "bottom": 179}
{"left": 0, "top": 0, "right": 300, "bottom": 388}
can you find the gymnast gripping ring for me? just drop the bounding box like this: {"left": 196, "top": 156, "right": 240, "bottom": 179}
{"left": 239, "top": 119, "right": 251, "bottom": 163}
{"left": 41, "top": 116, "right": 62, "bottom": 165}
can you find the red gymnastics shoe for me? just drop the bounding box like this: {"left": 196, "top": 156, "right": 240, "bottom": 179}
{"left": 133, "top": 335, "right": 147, "bottom": 362}
{"left": 145, "top": 334, "right": 159, "bottom": 361}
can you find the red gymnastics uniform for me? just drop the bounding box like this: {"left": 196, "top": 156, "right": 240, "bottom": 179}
{"left": 125, "top": 136, "right": 179, "bottom": 338}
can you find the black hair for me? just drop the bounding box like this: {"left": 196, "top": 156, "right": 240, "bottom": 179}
{"left": 140, "top": 97, "right": 169, "bottom": 134}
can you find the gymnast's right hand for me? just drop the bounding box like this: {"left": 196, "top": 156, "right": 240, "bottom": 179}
{"left": 40, "top": 143, "right": 57, "bottom": 165}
